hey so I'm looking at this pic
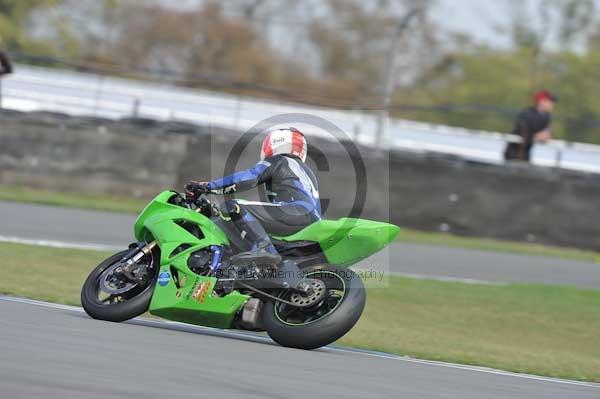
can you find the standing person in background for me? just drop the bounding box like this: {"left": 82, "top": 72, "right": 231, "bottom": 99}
{"left": 0, "top": 35, "right": 13, "bottom": 109}
{"left": 0, "top": 36, "right": 13, "bottom": 76}
{"left": 504, "top": 90, "right": 557, "bottom": 162}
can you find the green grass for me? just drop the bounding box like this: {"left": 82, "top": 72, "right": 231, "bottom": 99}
{"left": 396, "top": 228, "right": 600, "bottom": 264}
{"left": 0, "top": 242, "right": 110, "bottom": 305}
{"left": 1, "top": 241, "right": 599, "bottom": 382}
{"left": 0, "top": 184, "right": 147, "bottom": 214}
{"left": 1, "top": 184, "right": 599, "bottom": 263}
{"left": 340, "top": 277, "right": 600, "bottom": 382}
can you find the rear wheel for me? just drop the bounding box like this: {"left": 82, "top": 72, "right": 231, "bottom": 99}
{"left": 81, "top": 249, "right": 158, "bottom": 322}
{"left": 262, "top": 264, "right": 366, "bottom": 350}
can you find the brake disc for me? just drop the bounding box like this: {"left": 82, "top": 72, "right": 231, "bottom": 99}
{"left": 289, "top": 279, "right": 327, "bottom": 308}
{"left": 99, "top": 262, "right": 139, "bottom": 295}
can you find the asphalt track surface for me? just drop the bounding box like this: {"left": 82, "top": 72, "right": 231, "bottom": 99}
{"left": 1, "top": 298, "right": 598, "bottom": 399}
{"left": 1, "top": 200, "right": 600, "bottom": 289}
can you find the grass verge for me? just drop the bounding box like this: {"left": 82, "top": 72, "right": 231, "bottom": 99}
{"left": 340, "top": 277, "right": 600, "bottom": 382}
{"left": 1, "top": 184, "right": 599, "bottom": 263}
{"left": 1, "top": 241, "right": 598, "bottom": 382}
{"left": 396, "top": 228, "right": 600, "bottom": 264}
{"left": 0, "top": 184, "right": 147, "bottom": 214}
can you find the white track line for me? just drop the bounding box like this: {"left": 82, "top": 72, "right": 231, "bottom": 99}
{"left": 392, "top": 272, "right": 506, "bottom": 285}
{"left": 353, "top": 268, "right": 504, "bottom": 285}
{"left": 1, "top": 296, "right": 598, "bottom": 389}
{"left": 0, "top": 235, "right": 121, "bottom": 252}
{"left": 2, "top": 236, "right": 503, "bottom": 285}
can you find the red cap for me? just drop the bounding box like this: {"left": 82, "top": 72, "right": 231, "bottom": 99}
{"left": 534, "top": 90, "right": 558, "bottom": 104}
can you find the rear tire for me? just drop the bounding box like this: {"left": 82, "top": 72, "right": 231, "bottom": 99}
{"left": 81, "top": 250, "right": 157, "bottom": 322}
{"left": 262, "top": 264, "right": 366, "bottom": 350}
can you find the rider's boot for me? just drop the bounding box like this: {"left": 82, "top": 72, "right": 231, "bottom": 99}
{"left": 230, "top": 212, "right": 281, "bottom": 267}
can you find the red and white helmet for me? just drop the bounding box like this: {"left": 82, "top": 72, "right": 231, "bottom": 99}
{"left": 260, "top": 127, "right": 307, "bottom": 162}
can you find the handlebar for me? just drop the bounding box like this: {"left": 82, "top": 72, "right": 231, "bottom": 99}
{"left": 169, "top": 190, "right": 220, "bottom": 217}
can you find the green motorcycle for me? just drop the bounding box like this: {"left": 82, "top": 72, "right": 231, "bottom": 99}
{"left": 82, "top": 190, "right": 399, "bottom": 349}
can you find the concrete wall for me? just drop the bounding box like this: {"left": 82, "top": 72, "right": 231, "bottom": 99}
{"left": 1, "top": 110, "right": 599, "bottom": 250}
{"left": 389, "top": 152, "right": 600, "bottom": 250}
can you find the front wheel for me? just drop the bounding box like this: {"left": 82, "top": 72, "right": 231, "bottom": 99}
{"left": 262, "top": 264, "right": 366, "bottom": 350}
{"left": 81, "top": 249, "right": 158, "bottom": 322}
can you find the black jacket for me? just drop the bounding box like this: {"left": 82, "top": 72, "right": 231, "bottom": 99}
{"left": 504, "top": 107, "right": 551, "bottom": 161}
{"left": 0, "top": 50, "right": 13, "bottom": 76}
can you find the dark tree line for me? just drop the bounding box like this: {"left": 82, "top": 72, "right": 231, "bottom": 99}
{"left": 1, "top": 0, "right": 600, "bottom": 143}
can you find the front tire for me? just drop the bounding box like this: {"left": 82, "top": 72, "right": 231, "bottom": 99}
{"left": 81, "top": 250, "right": 157, "bottom": 322}
{"left": 262, "top": 264, "right": 366, "bottom": 350}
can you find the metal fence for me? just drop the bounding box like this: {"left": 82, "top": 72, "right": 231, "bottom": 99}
{"left": 2, "top": 64, "right": 600, "bottom": 174}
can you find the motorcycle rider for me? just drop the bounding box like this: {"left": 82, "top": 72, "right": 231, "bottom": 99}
{"left": 185, "top": 128, "right": 321, "bottom": 267}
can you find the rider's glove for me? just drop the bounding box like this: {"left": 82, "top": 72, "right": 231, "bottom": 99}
{"left": 185, "top": 181, "right": 210, "bottom": 200}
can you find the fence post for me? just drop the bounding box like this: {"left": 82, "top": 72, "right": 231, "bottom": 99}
{"left": 353, "top": 122, "right": 360, "bottom": 142}
{"left": 555, "top": 147, "right": 562, "bottom": 168}
{"left": 93, "top": 74, "right": 105, "bottom": 117}
{"left": 131, "top": 97, "right": 140, "bottom": 118}
{"left": 234, "top": 94, "right": 242, "bottom": 130}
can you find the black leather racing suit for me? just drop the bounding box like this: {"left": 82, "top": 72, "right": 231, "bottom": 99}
{"left": 0, "top": 50, "right": 12, "bottom": 76}
{"left": 206, "top": 154, "right": 321, "bottom": 253}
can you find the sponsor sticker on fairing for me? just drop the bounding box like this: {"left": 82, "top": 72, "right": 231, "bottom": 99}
{"left": 192, "top": 281, "right": 211, "bottom": 303}
{"left": 158, "top": 272, "right": 171, "bottom": 287}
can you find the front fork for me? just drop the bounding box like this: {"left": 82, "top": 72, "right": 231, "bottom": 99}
{"left": 125, "top": 241, "right": 157, "bottom": 264}
{"left": 117, "top": 241, "right": 158, "bottom": 282}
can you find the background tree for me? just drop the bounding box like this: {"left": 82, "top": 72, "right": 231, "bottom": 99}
{"left": 0, "top": 0, "right": 60, "bottom": 54}
{"left": 2, "top": 0, "right": 600, "bottom": 143}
